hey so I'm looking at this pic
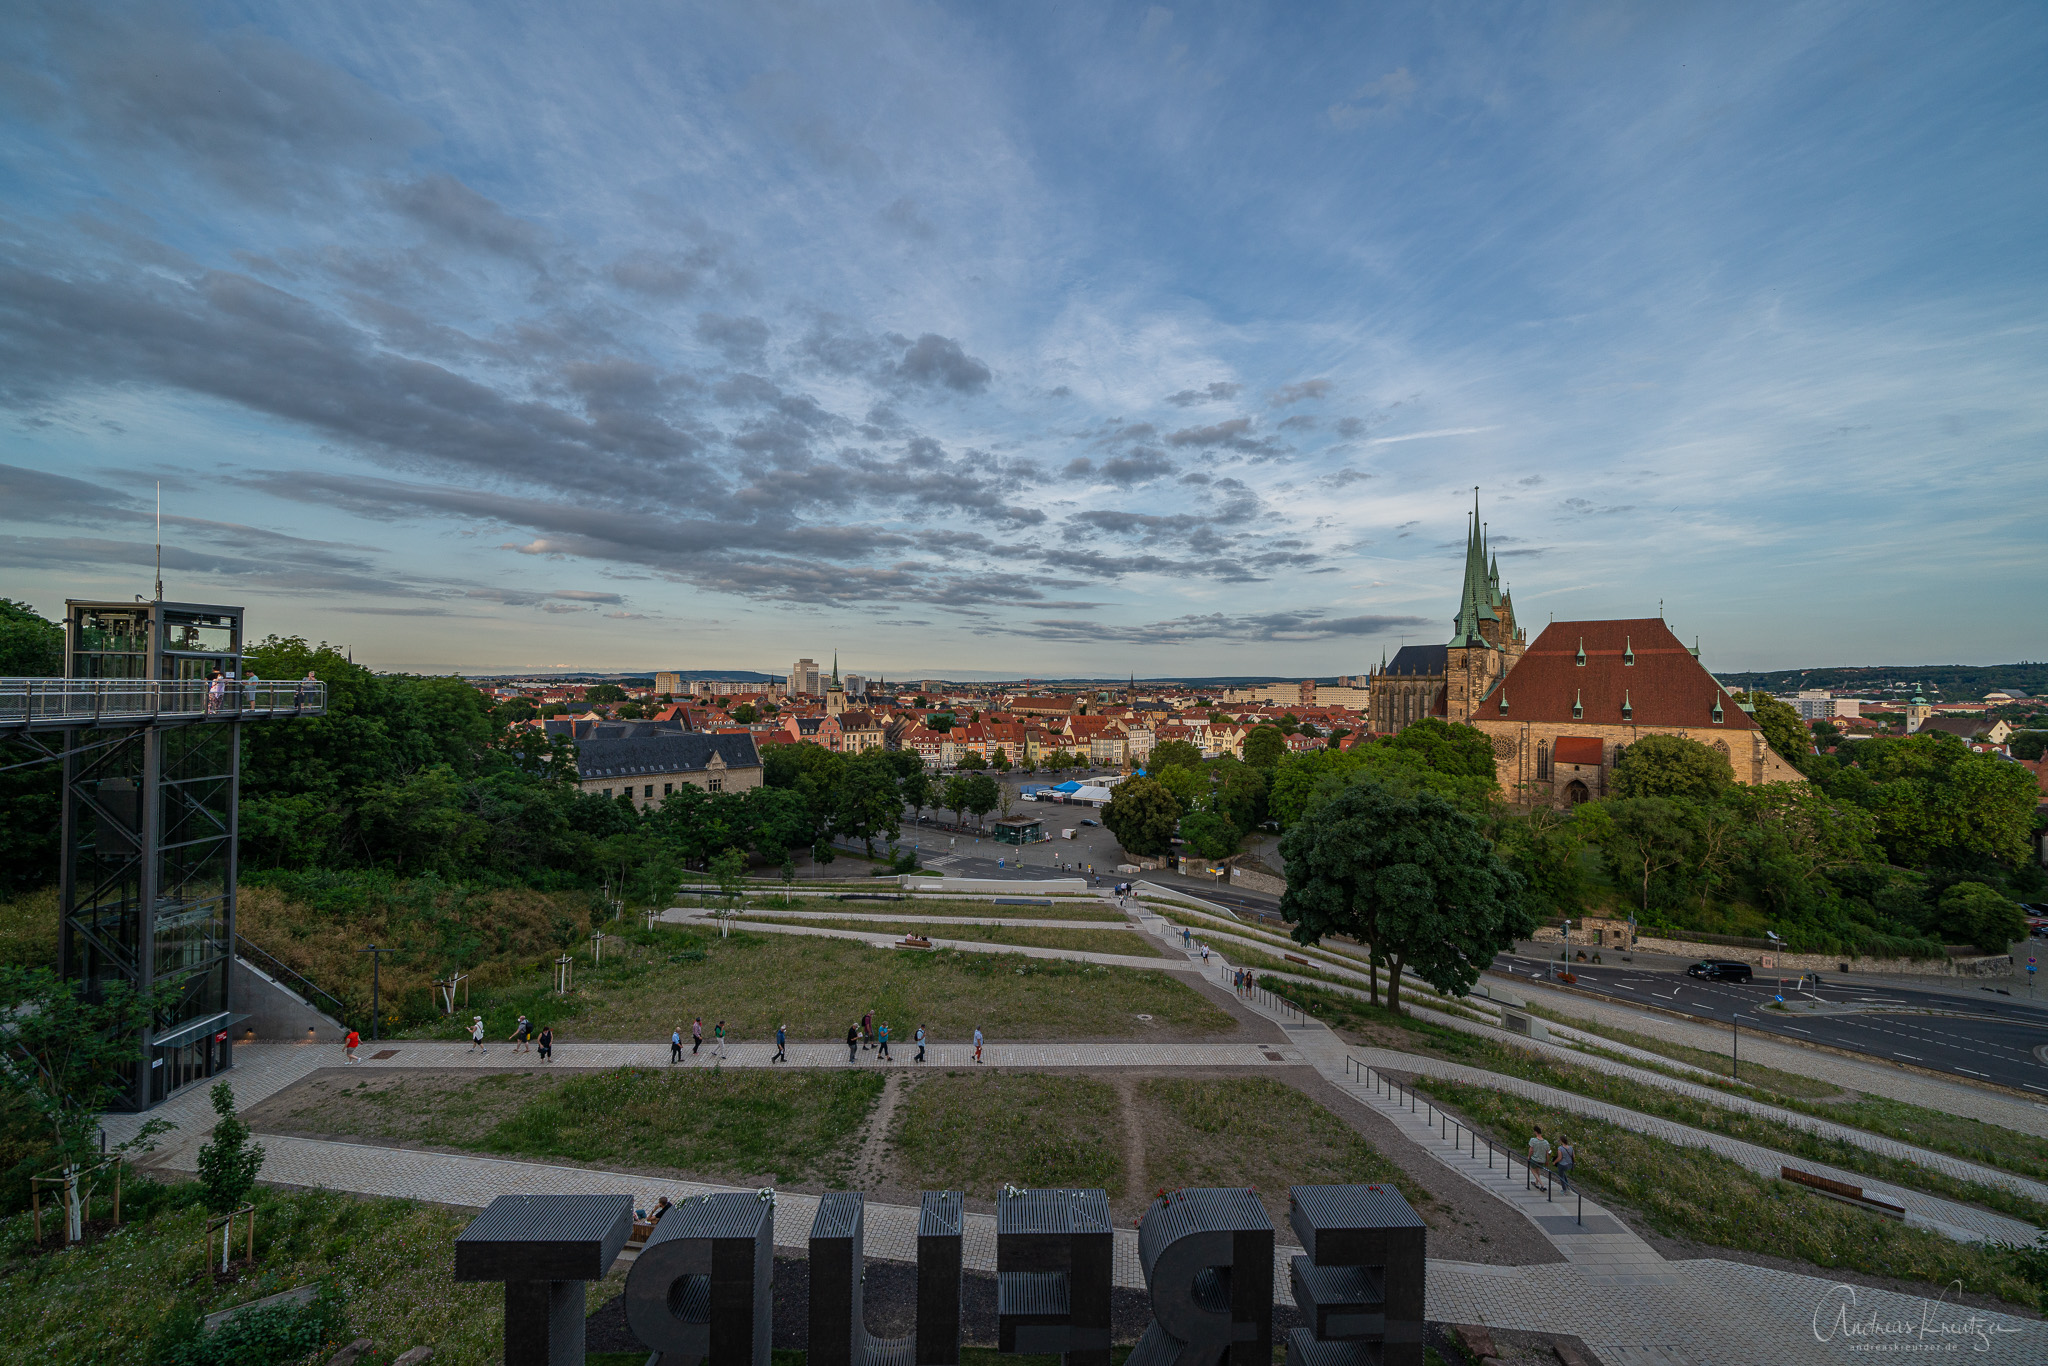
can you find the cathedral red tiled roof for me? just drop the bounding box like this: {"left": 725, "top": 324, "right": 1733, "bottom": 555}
{"left": 1489, "top": 618, "right": 1755, "bottom": 730}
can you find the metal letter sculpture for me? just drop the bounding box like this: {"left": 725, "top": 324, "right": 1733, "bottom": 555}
{"left": 1284, "top": 1185, "right": 1426, "bottom": 1366}
{"left": 995, "top": 1187, "right": 1113, "bottom": 1366}
{"left": 1127, "top": 1188, "right": 1273, "bottom": 1366}
{"left": 809, "top": 1190, "right": 965, "bottom": 1366}
{"left": 626, "top": 1190, "right": 775, "bottom": 1366}
{"left": 454, "top": 1192, "right": 633, "bottom": 1366}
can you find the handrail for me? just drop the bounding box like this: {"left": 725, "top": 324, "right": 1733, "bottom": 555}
{"left": 1342, "top": 1055, "right": 1581, "bottom": 1224}
{"left": 0, "top": 678, "right": 327, "bottom": 729}
{"left": 235, "top": 933, "right": 350, "bottom": 1027}
{"left": 1218, "top": 962, "right": 1312, "bottom": 1026}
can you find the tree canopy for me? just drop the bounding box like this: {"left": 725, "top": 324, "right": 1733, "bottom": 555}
{"left": 1733, "top": 691, "right": 1813, "bottom": 765}
{"left": 1609, "top": 733, "right": 1735, "bottom": 802}
{"left": 1278, "top": 780, "right": 1531, "bottom": 1013}
{"left": 1102, "top": 776, "right": 1182, "bottom": 857}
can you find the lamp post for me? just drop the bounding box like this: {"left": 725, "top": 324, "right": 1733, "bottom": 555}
{"left": 1732, "top": 1012, "right": 1747, "bottom": 1081}
{"left": 358, "top": 943, "right": 394, "bottom": 1041}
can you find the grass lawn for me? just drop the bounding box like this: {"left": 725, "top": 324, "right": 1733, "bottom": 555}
{"left": 690, "top": 896, "right": 1130, "bottom": 921}
{"left": 251, "top": 1068, "right": 885, "bottom": 1187}
{"left": 1267, "top": 980, "right": 2048, "bottom": 1230}
{"left": 891, "top": 1072, "right": 1126, "bottom": 1199}
{"left": 409, "top": 924, "right": 1235, "bottom": 1044}
{"left": 1410, "top": 1076, "right": 2042, "bottom": 1311}
{"left": 1137, "top": 1077, "right": 1426, "bottom": 1227}
{"left": 743, "top": 917, "right": 1167, "bottom": 957}
{"left": 1516, "top": 1000, "right": 1845, "bottom": 1099}
{"left": 0, "top": 887, "right": 57, "bottom": 969}
{"left": 0, "top": 1181, "right": 513, "bottom": 1366}
{"left": 886, "top": 1072, "right": 1427, "bottom": 1224}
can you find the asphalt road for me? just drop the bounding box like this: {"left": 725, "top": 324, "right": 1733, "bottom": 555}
{"left": 1491, "top": 952, "right": 2048, "bottom": 1094}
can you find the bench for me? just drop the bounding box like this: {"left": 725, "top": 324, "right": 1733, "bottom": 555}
{"left": 1781, "top": 1167, "right": 1905, "bottom": 1219}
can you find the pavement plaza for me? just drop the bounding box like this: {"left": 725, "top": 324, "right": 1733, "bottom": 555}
{"left": 102, "top": 888, "right": 2046, "bottom": 1365}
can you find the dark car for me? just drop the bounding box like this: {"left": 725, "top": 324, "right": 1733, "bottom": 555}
{"left": 1079, "top": 818, "right": 1100, "bottom": 827}
{"left": 1687, "top": 960, "right": 1753, "bottom": 982}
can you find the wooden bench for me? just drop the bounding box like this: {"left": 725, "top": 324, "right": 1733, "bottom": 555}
{"left": 1781, "top": 1167, "right": 1905, "bottom": 1219}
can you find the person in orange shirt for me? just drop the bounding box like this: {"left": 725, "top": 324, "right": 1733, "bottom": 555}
{"left": 344, "top": 1027, "right": 361, "bottom": 1065}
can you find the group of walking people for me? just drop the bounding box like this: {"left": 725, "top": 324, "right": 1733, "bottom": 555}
{"left": 1231, "top": 967, "right": 1260, "bottom": 997}
{"left": 842, "top": 1011, "right": 965, "bottom": 1064}
{"left": 1525, "top": 1124, "right": 1577, "bottom": 1192}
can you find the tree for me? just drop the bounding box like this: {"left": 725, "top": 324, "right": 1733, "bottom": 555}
{"left": 1149, "top": 740, "right": 1205, "bottom": 773}
{"left": 0, "top": 603, "right": 62, "bottom": 894}
{"left": 709, "top": 847, "right": 748, "bottom": 935}
{"left": 1734, "top": 691, "right": 1812, "bottom": 765}
{"left": 2011, "top": 731, "right": 2048, "bottom": 762}
{"left": 1101, "top": 775, "right": 1181, "bottom": 856}
{"left": 1379, "top": 718, "right": 1496, "bottom": 779}
{"left": 1279, "top": 779, "right": 1531, "bottom": 1014}
{"left": 943, "top": 774, "right": 972, "bottom": 827}
{"left": 1243, "top": 725, "right": 1287, "bottom": 769}
{"left": 1811, "top": 719, "right": 1843, "bottom": 751}
{"left": 1609, "top": 734, "right": 1735, "bottom": 802}
{"left": 196, "top": 1081, "right": 266, "bottom": 1269}
{"left": 731, "top": 702, "right": 760, "bottom": 724}
{"left": 1589, "top": 797, "right": 1697, "bottom": 911}
{"left": 991, "top": 746, "right": 1012, "bottom": 771}
{"left": 1154, "top": 763, "right": 1204, "bottom": 808}
{"left": 1209, "top": 756, "right": 1269, "bottom": 833}
{"left": 834, "top": 760, "right": 903, "bottom": 857}
{"left": 1939, "top": 882, "right": 2027, "bottom": 953}
{"left": 0, "top": 968, "right": 165, "bottom": 1240}
{"left": 1179, "top": 809, "right": 1240, "bottom": 860}
{"left": 964, "top": 773, "right": 1000, "bottom": 829}
{"left": 899, "top": 765, "right": 932, "bottom": 824}
{"left": 585, "top": 683, "right": 628, "bottom": 704}
{"left": 1826, "top": 732, "right": 2040, "bottom": 867}
{"left": 614, "top": 701, "right": 646, "bottom": 719}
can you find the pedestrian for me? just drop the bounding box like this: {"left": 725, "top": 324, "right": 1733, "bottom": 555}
{"left": 914, "top": 1025, "right": 926, "bottom": 1063}
{"left": 205, "top": 669, "right": 224, "bottom": 714}
{"left": 1200, "top": 943, "right": 1210, "bottom": 964}
{"left": 1527, "top": 1125, "right": 1553, "bottom": 1192}
{"left": 671, "top": 1026, "right": 683, "bottom": 1064}
{"left": 973, "top": 1026, "right": 984, "bottom": 1064}
{"left": 847, "top": 1023, "right": 860, "bottom": 1063}
{"left": 693, "top": 1017, "right": 703, "bottom": 1055}
{"left": 243, "top": 669, "right": 259, "bottom": 709}
{"left": 861, "top": 1010, "right": 874, "bottom": 1050}
{"left": 1555, "top": 1134, "right": 1576, "bottom": 1192}
{"left": 537, "top": 1024, "right": 553, "bottom": 1060}
{"left": 878, "top": 1022, "right": 891, "bottom": 1061}
{"left": 295, "top": 668, "right": 317, "bottom": 706}
{"left": 344, "top": 1027, "right": 360, "bottom": 1064}
{"left": 773, "top": 1023, "right": 787, "bottom": 1064}
{"left": 1233, "top": 968, "right": 1242, "bottom": 994}
{"left": 511, "top": 1014, "right": 531, "bottom": 1053}
{"left": 714, "top": 1020, "right": 727, "bottom": 1059}
{"left": 1183, "top": 927, "right": 1192, "bottom": 948}
{"left": 469, "top": 1015, "right": 487, "bottom": 1054}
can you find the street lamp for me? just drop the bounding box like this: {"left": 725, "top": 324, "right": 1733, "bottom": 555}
{"left": 1731, "top": 1011, "right": 1749, "bottom": 1081}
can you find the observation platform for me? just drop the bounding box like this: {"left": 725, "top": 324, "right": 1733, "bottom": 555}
{"left": 0, "top": 677, "right": 327, "bottom": 731}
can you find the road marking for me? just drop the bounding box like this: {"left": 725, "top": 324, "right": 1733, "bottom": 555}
{"left": 1893, "top": 1053, "right": 1921, "bottom": 1060}
{"left": 1956, "top": 1068, "right": 1988, "bottom": 1077}
{"left": 1781, "top": 1027, "right": 1809, "bottom": 1034}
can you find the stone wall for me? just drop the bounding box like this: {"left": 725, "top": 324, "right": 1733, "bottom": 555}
{"left": 1529, "top": 924, "right": 2011, "bottom": 977}
{"left": 1471, "top": 718, "right": 1803, "bottom": 807}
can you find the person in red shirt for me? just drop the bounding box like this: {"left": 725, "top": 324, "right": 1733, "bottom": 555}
{"left": 345, "top": 1028, "right": 361, "bottom": 1065}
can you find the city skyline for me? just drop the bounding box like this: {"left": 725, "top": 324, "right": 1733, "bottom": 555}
{"left": 2, "top": 4, "right": 2043, "bottom": 676}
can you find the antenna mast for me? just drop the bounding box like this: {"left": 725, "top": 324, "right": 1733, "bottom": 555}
{"left": 154, "top": 482, "right": 164, "bottom": 602}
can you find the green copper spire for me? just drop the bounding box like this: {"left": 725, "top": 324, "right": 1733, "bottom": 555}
{"left": 1449, "top": 489, "right": 1498, "bottom": 645}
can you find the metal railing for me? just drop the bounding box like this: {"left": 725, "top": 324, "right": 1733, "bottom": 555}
{"left": 1343, "top": 1055, "right": 1582, "bottom": 1224}
{"left": 1219, "top": 963, "right": 1314, "bottom": 1026}
{"left": 235, "top": 933, "right": 350, "bottom": 1027}
{"left": 0, "top": 678, "right": 327, "bottom": 728}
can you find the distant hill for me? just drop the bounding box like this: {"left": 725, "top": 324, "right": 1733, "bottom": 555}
{"left": 1714, "top": 662, "right": 2048, "bottom": 698}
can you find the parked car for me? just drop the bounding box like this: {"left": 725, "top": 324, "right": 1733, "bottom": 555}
{"left": 1686, "top": 960, "right": 1753, "bottom": 982}
{"left": 1079, "top": 818, "right": 1100, "bottom": 827}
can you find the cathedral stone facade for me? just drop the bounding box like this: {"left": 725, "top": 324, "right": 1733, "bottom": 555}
{"left": 1367, "top": 494, "right": 1803, "bottom": 806}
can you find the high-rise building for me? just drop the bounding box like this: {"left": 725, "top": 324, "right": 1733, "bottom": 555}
{"left": 789, "top": 658, "right": 822, "bottom": 697}
{"left": 655, "top": 671, "right": 683, "bottom": 696}
{"left": 845, "top": 673, "right": 866, "bottom": 696}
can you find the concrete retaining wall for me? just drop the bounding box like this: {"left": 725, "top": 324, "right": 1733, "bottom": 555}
{"left": 899, "top": 876, "right": 1090, "bottom": 896}
{"left": 233, "top": 956, "right": 345, "bottom": 1043}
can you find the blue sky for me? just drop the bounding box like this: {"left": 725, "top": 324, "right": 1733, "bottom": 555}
{"left": 1, "top": 2, "right": 2042, "bottom": 678}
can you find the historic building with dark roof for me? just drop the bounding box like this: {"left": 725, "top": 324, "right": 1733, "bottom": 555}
{"left": 1364, "top": 491, "right": 1802, "bottom": 806}
{"left": 572, "top": 731, "right": 763, "bottom": 809}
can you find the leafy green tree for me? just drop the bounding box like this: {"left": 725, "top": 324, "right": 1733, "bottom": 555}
{"left": 1584, "top": 797, "right": 1696, "bottom": 911}
{"left": 992, "top": 746, "right": 1012, "bottom": 771}
{"left": 731, "top": 702, "right": 760, "bottom": 723}
{"left": 1101, "top": 775, "right": 1181, "bottom": 856}
{"left": 1179, "top": 809, "right": 1240, "bottom": 860}
{"left": 1279, "top": 780, "right": 1531, "bottom": 1013}
{"left": 741, "top": 786, "right": 814, "bottom": 867}
{"left": 1826, "top": 732, "right": 2040, "bottom": 867}
{"left": 585, "top": 683, "right": 628, "bottom": 704}
{"left": 1489, "top": 806, "right": 1588, "bottom": 916}
{"left": 959, "top": 751, "right": 986, "bottom": 770}
{"left": 0, "top": 968, "right": 164, "bottom": 1236}
{"left": 2011, "top": 731, "right": 2048, "bottom": 762}
{"left": 1811, "top": 719, "right": 1843, "bottom": 751}
{"left": 1609, "top": 734, "right": 1735, "bottom": 802}
{"left": 1149, "top": 740, "right": 1205, "bottom": 772}
{"left": 1242, "top": 725, "right": 1287, "bottom": 769}
{"left": 195, "top": 1081, "right": 265, "bottom": 1269}
{"left": 1734, "top": 691, "right": 1812, "bottom": 764}
{"left": 1154, "top": 763, "right": 1204, "bottom": 808}
{"left": 0, "top": 603, "right": 63, "bottom": 894}
{"left": 963, "top": 773, "right": 1000, "bottom": 829}
{"left": 1209, "top": 755, "right": 1269, "bottom": 832}
{"left": 899, "top": 765, "right": 932, "bottom": 823}
{"left": 834, "top": 759, "right": 904, "bottom": 856}
{"left": 1939, "top": 882, "right": 2027, "bottom": 953}
{"left": 613, "top": 701, "right": 646, "bottom": 719}
{"left": 1379, "top": 718, "right": 1497, "bottom": 779}
{"left": 943, "top": 774, "right": 972, "bottom": 827}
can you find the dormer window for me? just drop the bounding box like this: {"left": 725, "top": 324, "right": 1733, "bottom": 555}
{"left": 1711, "top": 695, "right": 1725, "bottom": 724}
{"left": 1572, "top": 688, "right": 1583, "bottom": 720}
{"left": 1623, "top": 636, "right": 1635, "bottom": 666}
{"left": 1575, "top": 638, "right": 1587, "bottom": 667}
{"left": 1497, "top": 689, "right": 1509, "bottom": 714}
{"left": 1621, "top": 690, "right": 1632, "bottom": 721}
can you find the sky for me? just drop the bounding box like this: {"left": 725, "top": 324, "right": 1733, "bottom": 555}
{"left": 1, "top": 2, "right": 2043, "bottom": 680}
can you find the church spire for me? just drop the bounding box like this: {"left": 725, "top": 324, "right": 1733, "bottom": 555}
{"left": 1449, "top": 487, "right": 1498, "bottom": 645}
